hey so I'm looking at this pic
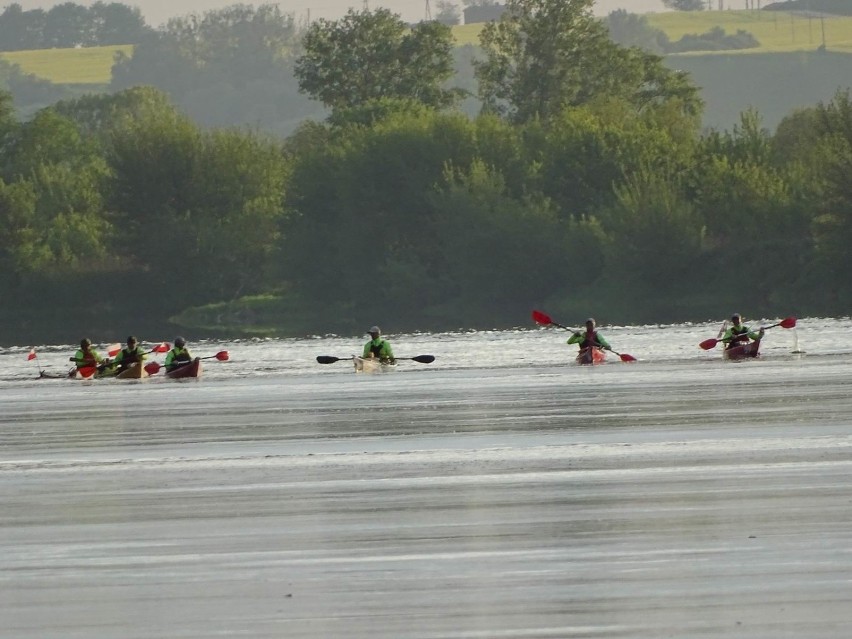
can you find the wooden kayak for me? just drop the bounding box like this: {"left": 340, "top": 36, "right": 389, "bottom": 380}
{"left": 165, "top": 358, "right": 202, "bottom": 379}
{"left": 354, "top": 356, "right": 395, "bottom": 373}
{"left": 723, "top": 339, "right": 760, "bottom": 361}
{"left": 116, "top": 363, "right": 148, "bottom": 379}
{"left": 576, "top": 346, "right": 606, "bottom": 365}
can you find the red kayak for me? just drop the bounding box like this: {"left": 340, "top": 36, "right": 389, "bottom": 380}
{"left": 723, "top": 339, "right": 760, "bottom": 361}
{"left": 576, "top": 346, "right": 606, "bottom": 365}
{"left": 166, "top": 358, "right": 202, "bottom": 379}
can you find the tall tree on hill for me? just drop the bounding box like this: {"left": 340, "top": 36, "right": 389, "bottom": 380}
{"left": 295, "top": 8, "right": 463, "bottom": 114}
{"left": 474, "top": 0, "right": 701, "bottom": 123}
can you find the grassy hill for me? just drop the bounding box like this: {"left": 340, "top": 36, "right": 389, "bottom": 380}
{"left": 0, "top": 45, "right": 131, "bottom": 84}
{"left": 1, "top": 11, "right": 850, "bottom": 134}
{"left": 452, "top": 10, "right": 852, "bottom": 53}
{"left": 648, "top": 10, "right": 852, "bottom": 54}
{"left": 2, "top": 12, "right": 850, "bottom": 85}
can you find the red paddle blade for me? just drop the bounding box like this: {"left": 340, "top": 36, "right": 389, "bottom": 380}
{"left": 144, "top": 362, "right": 161, "bottom": 375}
{"left": 107, "top": 343, "right": 121, "bottom": 357}
{"left": 215, "top": 351, "right": 230, "bottom": 361}
{"left": 532, "top": 310, "right": 553, "bottom": 325}
{"left": 618, "top": 353, "right": 637, "bottom": 362}
{"left": 699, "top": 338, "right": 719, "bottom": 350}
{"left": 77, "top": 366, "right": 97, "bottom": 378}
{"left": 779, "top": 317, "right": 797, "bottom": 329}
{"left": 152, "top": 342, "right": 170, "bottom": 353}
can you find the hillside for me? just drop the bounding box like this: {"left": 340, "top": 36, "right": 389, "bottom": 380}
{"left": 647, "top": 10, "right": 852, "bottom": 54}
{"left": 0, "top": 45, "right": 132, "bottom": 85}
{"left": 2, "top": 12, "right": 850, "bottom": 85}
{"left": 1, "top": 11, "right": 851, "bottom": 133}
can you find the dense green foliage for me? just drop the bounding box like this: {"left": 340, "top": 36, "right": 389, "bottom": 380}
{"left": 1, "top": 2, "right": 852, "bottom": 343}
{"left": 110, "top": 4, "right": 317, "bottom": 135}
{"left": 295, "top": 9, "right": 463, "bottom": 114}
{"left": 474, "top": 0, "right": 702, "bottom": 123}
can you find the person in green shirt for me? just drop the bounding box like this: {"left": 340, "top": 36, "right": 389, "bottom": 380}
{"left": 721, "top": 314, "right": 764, "bottom": 350}
{"left": 567, "top": 318, "right": 611, "bottom": 351}
{"left": 113, "top": 336, "right": 146, "bottom": 373}
{"left": 363, "top": 326, "right": 395, "bottom": 364}
{"left": 164, "top": 336, "right": 193, "bottom": 372}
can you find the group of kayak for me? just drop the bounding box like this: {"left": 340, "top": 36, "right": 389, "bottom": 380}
{"left": 534, "top": 310, "right": 798, "bottom": 365}
{"left": 66, "top": 336, "right": 207, "bottom": 379}
{"left": 38, "top": 313, "right": 793, "bottom": 378}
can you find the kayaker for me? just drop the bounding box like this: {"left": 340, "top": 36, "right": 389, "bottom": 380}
{"left": 113, "top": 336, "right": 146, "bottom": 373}
{"left": 363, "top": 326, "right": 395, "bottom": 364}
{"left": 165, "top": 337, "right": 193, "bottom": 371}
{"left": 567, "top": 318, "right": 611, "bottom": 351}
{"left": 70, "top": 338, "right": 107, "bottom": 370}
{"left": 720, "top": 314, "right": 764, "bottom": 350}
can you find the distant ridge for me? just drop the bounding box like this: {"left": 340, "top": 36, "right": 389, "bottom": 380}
{"left": 765, "top": 0, "right": 852, "bottom": 16}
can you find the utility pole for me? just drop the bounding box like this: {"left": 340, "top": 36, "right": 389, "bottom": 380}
{"left": 425, "top": 0, "right": 432, "bottom": 20}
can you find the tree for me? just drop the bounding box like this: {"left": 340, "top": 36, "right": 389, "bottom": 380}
{"left": 110, "top": 4, "right": 315, "bottom": 134}
{"left": 43, "top": 2, "right": 91, "bottom": 48}
{"left": 295, "top": 8, "right": 463, "bottom": 113}
{"left": 1, "top": 108, "right": 111, "bottom": 274}
{"left": 662, "top": 0, "right": 706, "bottom": 9}
{"left": 606, "top": 10, "right": 668, "bottom": 54}
{"left": 90, "top": 2, "right": 150, "bottom": 45}
{"left": 473, "top": 0, "right": 701, "bottom": 123}
{"left": 435, "top": 0, "right": 462, "bottom": 25}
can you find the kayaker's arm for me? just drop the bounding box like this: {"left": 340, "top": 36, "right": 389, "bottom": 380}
{"left": 595, "top": 334, "right": 611, "bottom": 349}
{"left": 566, "top": 332, "right": 583, "bottom": 345}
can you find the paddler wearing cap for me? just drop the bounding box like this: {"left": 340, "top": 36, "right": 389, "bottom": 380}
{"left": 566, "top": 318, "right": 611, "bottom": 351}
{"left": 363, "top": 326, "right": 395, "bottom": 364}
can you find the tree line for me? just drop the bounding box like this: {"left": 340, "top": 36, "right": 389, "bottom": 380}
{"left": 0, "top": 0, "right": 850, "bottom": 343}
{"left": 0, "top": 2, "right": 150, "bottom": 51}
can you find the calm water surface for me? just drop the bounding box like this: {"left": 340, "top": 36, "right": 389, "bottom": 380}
{"left": 1, "top": 317, "right": 851, "bottom": 638}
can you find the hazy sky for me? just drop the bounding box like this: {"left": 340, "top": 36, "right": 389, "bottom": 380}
{"left": 13, "top": 0, "right": 669, "bottom": 28}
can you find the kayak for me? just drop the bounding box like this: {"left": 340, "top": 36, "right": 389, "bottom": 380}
{"left": 354, "top": 356, "right": 395, "bottom": 373}
{"left": 166, "top": 358, "right": 202, "bottom": 379}
{"left": 576, "top": 346, "right": 606, "bottom": 365}
{"left": 723, "top": 339, "right": 760, "bottom": 361}
{"left": 116, "top": 363, "right": 148, "bottom": 379}
{"left": 69, "top": 365, "right": 117, "bottom": 379}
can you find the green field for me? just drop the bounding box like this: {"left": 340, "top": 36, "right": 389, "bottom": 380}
{"left": 0, "top": 44, "right": 132, "bottom": 84}
{"left": 1, "top": 11, "right": 851, "bottom": 85}
{"left": 648, "top": 10, "right": 852, "bottom": 54}
{"left": 452, "top": 10, "right": 852, "bottom": 54}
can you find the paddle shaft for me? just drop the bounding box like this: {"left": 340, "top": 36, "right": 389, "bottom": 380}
{"left": 700, "top": 317, "right": 795, "bottom": 350}
{"left": 317, "top": 354, "right": 434, "bottom": 364}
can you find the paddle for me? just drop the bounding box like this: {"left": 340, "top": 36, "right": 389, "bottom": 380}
{"left": 699, "top": 316, "right": 797, "bottom": 350}
{"left": 532, "top": 310, "right": 636, "bottom": 362}
{"left": 532, "top": 309, "right": 578, "bottom": 332}
{"left": 70, "top": 359, "right": 114, "bottom": 378}
{"left": 145, "top": 350, "right": 230, "bottom": 375}
{"left": 316, "top": 354, "right": 435, "bottom": 364}
{"left": 602, "top": 347, "right": 637, "bottom": 363}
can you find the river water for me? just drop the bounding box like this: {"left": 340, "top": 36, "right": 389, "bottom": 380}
{"left": 1, "top": 317, "right": 851, "bottom": 638}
